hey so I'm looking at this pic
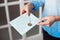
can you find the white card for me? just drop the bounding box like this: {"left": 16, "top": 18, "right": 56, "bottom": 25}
{"left": 10, "top": 13, "right": 40, "bottom": 36}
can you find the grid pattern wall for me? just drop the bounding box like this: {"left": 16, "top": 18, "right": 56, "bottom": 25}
{"left": 0, "top": 0, "right": 42, "bottom": 40}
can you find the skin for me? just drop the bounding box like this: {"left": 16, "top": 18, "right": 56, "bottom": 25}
{"left": 20, "top": 3, "right": 34, "bottom": 15}
{"left": 20, "top": 3, "right": 60, "bottom": 27}
{"left": 37, "top": 16, "right": 60, "bottom": 27}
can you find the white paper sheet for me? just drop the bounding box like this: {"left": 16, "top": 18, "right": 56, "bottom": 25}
{"left": 10, "top": 13, "right": 40, "bottom": 36}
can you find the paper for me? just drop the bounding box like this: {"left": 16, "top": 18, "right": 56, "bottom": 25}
{"left": 10, "top": 13, "right": 40, "bottom": 36}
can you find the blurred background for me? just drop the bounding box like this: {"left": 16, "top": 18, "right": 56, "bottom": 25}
{"left": 0, "top": 0, "right": 43, "bottom": 40}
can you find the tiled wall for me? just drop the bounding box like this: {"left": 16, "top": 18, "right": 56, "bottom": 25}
{"left": 0, "top": 0, "right": 40, "bottom": 40}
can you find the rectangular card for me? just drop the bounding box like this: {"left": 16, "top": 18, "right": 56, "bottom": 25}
{"left": 10, "top": 13, "right": 40, "bottom": 36}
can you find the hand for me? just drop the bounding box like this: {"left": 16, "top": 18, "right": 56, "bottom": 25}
{"left": 38, "top": 16, "right": 56, "bottom": 27}
{"left": 20, "top": 3, "right": 34, "bottom": 16}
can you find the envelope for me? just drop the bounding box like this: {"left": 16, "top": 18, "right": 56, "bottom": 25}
{"left": 10, "top": 13, "right": 40, "bottom": 36}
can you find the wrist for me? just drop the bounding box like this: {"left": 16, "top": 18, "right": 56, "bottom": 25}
{"left": 52, "top": 16, "right": 57, "bottom": 22}
{"left": 27, "top": 3, "right": 34, "bottom": 10}
{"left": 54, "top": 16, "right": 60, "bottom": 21}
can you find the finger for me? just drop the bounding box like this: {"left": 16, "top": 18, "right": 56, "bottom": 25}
{"left": 39, "top": 18, "right": 46, "bottom": 22}
{"left": 20, "top": 10, "right": 26, "bottom": 15}
{"left": 20, "top": 10, "right": 23, "bottom": 15}
{"left": 40, "top": 17, "right": 48, "bottom": 21}
{"left": 38, "top": 21, "right": 49, "bottom": 26}
{"left": 26, "top": 9, "right": 30, "bottom": 16}
{"left": 37, "top": 22, "right": 50, "bottom": 27}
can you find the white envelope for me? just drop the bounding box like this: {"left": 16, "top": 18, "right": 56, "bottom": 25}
{"left": 10, "top": 13, "right": 40, "bottom": 36}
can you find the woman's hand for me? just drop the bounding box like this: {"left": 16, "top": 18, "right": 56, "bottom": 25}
{"left": 20, "top": 3, "right": 34, "bottom": 15}
{"left": 38, "top": 16, "right": 56, "bottom": 27}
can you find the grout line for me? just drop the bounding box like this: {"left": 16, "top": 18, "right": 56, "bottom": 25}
{"left": 0, "top": 3, "right": 5, "bottom": 7}
{"left": 18, "top": 34, "right": 43, "bottom": 40}
{"left": 27, "top": 34, "right": 43, "bottom": 40}
{"left": 0, "top": 1, "right": 30, "bottom": 7}
{"left": 7, "top": 1, "right": 20, "bottom": 6}
{"left": 24, "top": 1, "right": 30, "bottom": 3}
{"left": 0, "top": 1, "right": 19, "bottom": 7}
{"left": 39, "top": 7, "right": 43, "bottom": 35}
{"left": 0, "top": 24, "right": 8, "bottom": 29}
{"left": 4, "top": 0, "right": 13, "bottom": 40}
